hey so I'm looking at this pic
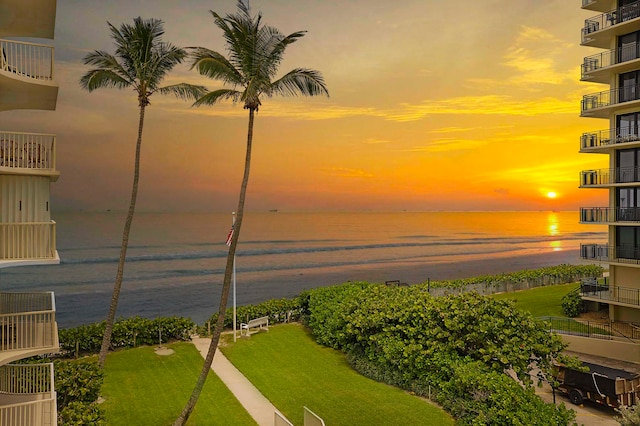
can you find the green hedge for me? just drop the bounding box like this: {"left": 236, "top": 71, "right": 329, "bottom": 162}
{"left": 55, "top": 359, "right": 105, "bottom": 425}
{"left": 306, "top": 283, "right": 578, "bottom": 426}
{"left": 58, "top": 316, "right": 195, "bottom": 357}
{"left": 200, "top": 296, "right": 305, "bottom": 336}
{"left": 422, "top": 264, "right": 604, "bottom": 290}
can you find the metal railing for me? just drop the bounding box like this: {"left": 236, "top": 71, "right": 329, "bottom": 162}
{"left": 541, "top": 316, "right": 640, "bottom": 341}
{"left": 0, "top": 132, "right": 56, "bottom": 171}
{"left": 580, "top": 281, "right": 640, "bottom": 308}
{"left": 580, "top": 206, "right": 640, "bottom": 222}
{"left": 582, "top": 1, "right": 640, "bottom": 43}
{"left": 582, "top": 43, "right": 640, "bottom": 78}
{"left": 0, "top": 292, "right": 57, "bottom": 353}
{"left": 580, "top": 243, "right": 640, "bottom": 265}
{"left": 0, "top": 39, "right": 54, "bottom": 81}
{"left": 0, "top": 363, "right": 56, "bottom": 426}
{"left": 581, "top": 84, "right": 640, "bottom": 114}
{"left": 0, "top": 222, "right": 57, "bottom": 261}
{"left": 581, "top": 126, "right": 640, "bottom": 149}
{"left": 579, "top": 167, "right": 640, "bottom": 186}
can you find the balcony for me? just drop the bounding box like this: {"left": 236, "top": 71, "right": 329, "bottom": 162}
{"left": 582, "top": 0, "right": 616, "bottom": 13}
{"left": 0, "top": 0, "right": 57, "bottom": 39}
{"left": 580, "top": 281, "right": 640, "bottom": 310}
{"left": 580, "top": 127, "right": 640, "bottom": 152}
{"left": 0, "top": 132, "right": 59, "bottom": 179}
{"left": 581, "top": 206, "right": 640, "bottom": 223}
{"left": 581, "top": 85, "right": 640, "bottom": 119}
{"left": 580, "top": 243, "right": 640, "bottom": 267}
{"left": 0, "top": 292, "right": 58, "bottom": 365}
{"left": 0, "top": 222, "right": 58, "bottom": 267}
{"left": 579, "top": 167, "right": 640, "bottom": 187}
{"left": 582, "top": 1, "right": 640, "bottom": 48}
{"left": 0, "top": 39, "right": 57, "bottom": 112}
{"left": 581, "top": 43, "right": 640, "bottom": 83}
{"left": 0, "top": 363, "right": 57, "bottom": 426}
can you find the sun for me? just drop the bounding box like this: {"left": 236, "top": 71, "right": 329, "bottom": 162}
{"left": 546, "top": 191, "right": 557, "bottom": 199}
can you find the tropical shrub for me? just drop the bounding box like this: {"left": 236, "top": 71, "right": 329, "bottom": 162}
{"left": 616, "top": 403, "right": 640, "bottom": 425}
{"left": 422, "top": 264, "right": 604, "bottom": 291}
{"left": 306, "top": 283, "right": 577, "bottom": 425}
{"left": 561, "top": 289, "right": 585, "bottom": 318}
{"left": 58, "top": 316, "right": 195, "bottom": 357}
{"left": 55, "top": 359, "right": 105, "bottom": 425}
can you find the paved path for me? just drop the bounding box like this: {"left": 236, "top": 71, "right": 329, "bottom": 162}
{"left": 191, "top": 337, "right": 277, "bottom": 426}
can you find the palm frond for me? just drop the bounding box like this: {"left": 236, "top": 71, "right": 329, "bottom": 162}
{"left": 191, "top": 48, "right": 243, "bottom": 85}
{"left": 270, "top": 68, "right": 329, "bottom": 98}
{"left": 156, "top": 83, "right": 208, "bottom": 101}
{"left": 192, "top": 89, "right": 242, "bottom": 107}
{"left": 79, "top": 69, "right": 132, "bottom": 92}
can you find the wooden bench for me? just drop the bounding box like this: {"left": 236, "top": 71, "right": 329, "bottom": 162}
{"left": 240, "top": 316, "right": 269, "bottom": 337}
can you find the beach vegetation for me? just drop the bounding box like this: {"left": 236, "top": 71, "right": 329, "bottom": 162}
{"left": 304, "top": 284, "right": 578, "bottom": 425}
{"left": 221, "top": 323, "right": 453, "bottom": 425}
{"left": 79, "top": 17, "right": 207, "bottom": 368}
{"left": 176, "top": 1, "right": 328, "bottom": 423}
{"left": 422, "top": 263, "right": 603, "bottom": 291}
{"left": 58, "top": 316, "right": 195, "bottom": 357}
{"left": 54, "top": 359, "right": 105, "bottom": 425}
{"left": 561, "top": 288, "right": 586, "bottom": 318}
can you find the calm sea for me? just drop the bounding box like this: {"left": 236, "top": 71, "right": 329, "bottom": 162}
{"left": 0, "top": 211, "right": 607, "bottom": 328}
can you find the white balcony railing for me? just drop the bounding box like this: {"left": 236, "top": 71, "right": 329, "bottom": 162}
{"left": 0, "top": 222, "right": 57, "bottom": 261}
{"left": 0, "top": 132, "right": 56, "bottom": 171}
{"left": 0, "top": 363, "right": 56, "bottom": 426}
{"left": 0, "top": 39, "right": 54, "bottom": 81}
{"left": 0, "top": 292, "right": 57, "bottom": 354}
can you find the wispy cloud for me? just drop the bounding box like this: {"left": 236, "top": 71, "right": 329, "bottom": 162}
{"left": 321, "top": 167, "right": 374, "bottom": 178}
{"left": 407, "top": 139, "right": 487, "bottom": 153}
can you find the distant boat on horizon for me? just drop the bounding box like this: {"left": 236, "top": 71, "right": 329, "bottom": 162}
{"left": 269, "top": 209, "right": 278, "bottom": 213}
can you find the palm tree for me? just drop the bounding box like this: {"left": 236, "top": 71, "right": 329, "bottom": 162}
{"left": 174, "top": 2, "right": 328, "bottom": 423}
{"left": 80, "top": 17, "right": 207, "bottom": 368}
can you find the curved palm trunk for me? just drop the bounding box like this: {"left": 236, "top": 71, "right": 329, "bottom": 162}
{"left": 174, "top": 108, "right": 255, "bottom": 425}
{"left": 98, "top": 104, "right": 146, "bottom": 368}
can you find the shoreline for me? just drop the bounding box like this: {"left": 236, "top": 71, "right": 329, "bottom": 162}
{"left": 55, "top": 248, "right": 590, "bottom": 328}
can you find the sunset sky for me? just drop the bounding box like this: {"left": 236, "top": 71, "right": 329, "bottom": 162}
{"left": 4, "top": 0, "right": 610, "bottom": 212}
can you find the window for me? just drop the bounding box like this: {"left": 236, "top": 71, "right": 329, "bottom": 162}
{"left": 617, "top": 112, "right": 640, "bottom": 142}
{"left": 617, "top": 148, "right": 640, "bottom": 182}
{"left": 619, "top": 31, "right": 640, "bottom": 62}
{"left": 616, "top": 226, "right": 640, "bottom": 259}
{"left": 619, "top": 70, "right": 640, "bottom": 102}
{"left": 618, "top": 188, "right": 640, "bottom": 220}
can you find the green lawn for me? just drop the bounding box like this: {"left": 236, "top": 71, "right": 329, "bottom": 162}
{"left": 101, "top": 342, "right": 256, "bottom": 426}
{"left": 221, "top": 323, "right": 453, "bottom": 426}
{"left": 490, "top": 282, "right": 578, "bottom": 317}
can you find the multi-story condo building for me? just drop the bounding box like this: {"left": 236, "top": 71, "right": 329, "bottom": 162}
{"left": 579, "top": 0, "right": 640, "bottom": 340}
{"left": 0, "top": 0, "right": 60, "bottom": 424}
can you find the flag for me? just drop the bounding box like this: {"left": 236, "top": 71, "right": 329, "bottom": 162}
{"left": 226, "top": 225, "right": 234, "bottom": 247}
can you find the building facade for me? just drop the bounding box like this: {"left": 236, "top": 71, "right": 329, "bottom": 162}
{"left": 580, "top": 0, "right": 640, "bottom": 326}
{"left": 0, "top": 0, "right": 60, "bottom": 424}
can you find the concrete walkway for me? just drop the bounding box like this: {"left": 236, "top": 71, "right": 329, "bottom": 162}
{"left": 191, "top": 337, "right": 277, "bottom": 426}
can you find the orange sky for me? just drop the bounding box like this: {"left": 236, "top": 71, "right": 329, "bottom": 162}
{"left": 3, "top": 0, "right": 610, "bottom": 212}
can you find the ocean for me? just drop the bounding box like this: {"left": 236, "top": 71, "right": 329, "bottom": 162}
{"left": 0, "top": 211, "right": 607, "bottom": 328}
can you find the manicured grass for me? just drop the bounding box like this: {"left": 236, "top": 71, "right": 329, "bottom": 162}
{"left": 221, "top": 323, "right": 453, "bottom": 426}
{"left": 491, "top": 282, "right": 578, "bottom": 317}
{"left": 101, "top": 342, "right": 256, "bottom": 426}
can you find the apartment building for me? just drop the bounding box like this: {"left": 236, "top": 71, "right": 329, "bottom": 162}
{"left": 0, "top": 0, "right": 60, "bottom": 424}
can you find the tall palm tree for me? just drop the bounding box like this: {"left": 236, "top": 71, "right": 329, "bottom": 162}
{"left": 174, "top": 1, "right": 328, "bottom": 423}
{"left": 80, "top": 17, "right": 207, "bottom": 368}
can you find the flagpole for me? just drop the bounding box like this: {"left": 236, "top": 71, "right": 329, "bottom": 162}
{"left": 232, "top": 212, "right": 237, "bottom": 342}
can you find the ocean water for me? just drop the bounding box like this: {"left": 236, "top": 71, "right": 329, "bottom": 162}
{"left": 0, "top": 211, "right": 607, "bottom": 328}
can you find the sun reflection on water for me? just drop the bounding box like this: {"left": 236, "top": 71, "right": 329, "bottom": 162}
{"left": 548, "top": 213, "right": 562, "bottom": 251}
